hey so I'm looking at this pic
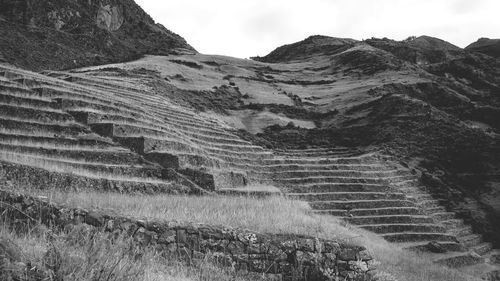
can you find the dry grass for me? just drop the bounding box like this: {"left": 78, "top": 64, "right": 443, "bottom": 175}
{"left": 0, "top": 152, "right": 173, "bottom": 184}
{"left": 3, "top": 187, "right": 483, "bottom": 281}
{"left": 0, "top": 223, "right": 264, "bottom": 281}
{"left": 0, "top": 139, "right": 122, "bottom": 152}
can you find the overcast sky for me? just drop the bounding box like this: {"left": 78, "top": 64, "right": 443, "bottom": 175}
{"left": 135, "top": 0, "right": 500, "bottom": 58}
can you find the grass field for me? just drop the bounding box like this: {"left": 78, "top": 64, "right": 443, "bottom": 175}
{"left": 1, "top": 187, "right": 481, "bottom": 281}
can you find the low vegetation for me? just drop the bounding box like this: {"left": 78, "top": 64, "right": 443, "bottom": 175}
{"left": 2, "top": 187, "right": 481, "bottom": 281}
{"left": 0, "top": 222, "right": 265, "bottom": 281}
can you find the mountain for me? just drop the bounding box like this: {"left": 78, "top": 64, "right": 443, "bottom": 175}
{"left": 249, "top": 36, "right": 500, "bottom": 247}
{"left": 0, "top": 0, "right": 195, "bottom": 71}
{"left": 1, "top": 3, "right": 500, "bottom": 278}
{"left": 466, "top": 38, "right": 500, "bottom": 58}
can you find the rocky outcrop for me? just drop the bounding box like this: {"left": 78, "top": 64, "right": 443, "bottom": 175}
{"left": 0, "top": 189, "right": 375, "bottom": 281}
{"left": 0, "top": 0, "right": 196, "bottom": 71}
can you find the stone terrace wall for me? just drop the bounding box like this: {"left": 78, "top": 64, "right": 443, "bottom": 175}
{"left": 0, "top": 161, "right": 206, "bottom": 194}
{"left": 0, "top": 189, "right": 375, "bottom": 281}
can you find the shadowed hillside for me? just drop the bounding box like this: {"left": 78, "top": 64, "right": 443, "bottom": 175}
{"left": 466, "top": 38, "right": 500, "bottom": 58}
{"left": 0, "top": 0, "right": 195, "bottom": 71}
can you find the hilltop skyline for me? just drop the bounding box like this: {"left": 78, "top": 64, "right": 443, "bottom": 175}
{"left": 136, "top": 0, "right": 500, "bottom": 58}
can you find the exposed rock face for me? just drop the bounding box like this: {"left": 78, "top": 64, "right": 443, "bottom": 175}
{"left": 466, "top": 38, "right": 500, "bottom": 58}
{"left": 0, "top": 0, "right": 196, "bottom": 71}
{"left": 96, "top": 4, "right": 124, "bottom": 31}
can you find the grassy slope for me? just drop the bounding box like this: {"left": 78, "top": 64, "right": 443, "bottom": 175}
{"left": 1, "top": 225, "right": 263, "bottom": 281}
{"left": 3, "top": 187, "right": 481, "bottom": 281}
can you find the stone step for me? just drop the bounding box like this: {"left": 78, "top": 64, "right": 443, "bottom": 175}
{"left": 309, "top": 199, "right": 417, "bottom": 210}
{"left": 39, "top": 87, "right": 143, "bottom": 113}
{"left": 70, "top": 109, "right": 239, "bottom": 140}
{"left": 0, "top": 151, "right": 166, "bottom": 180}
{"left": 0, "top": 83, "right": 33, "bottom": 95}
{"left": 65, "top": 78, "right": 224, "bottom": 127}
{"left": 346, "top": 215, "right": 435, "bottom": 225}
{"left": 12, "top": 77, "right": 41, "bottom": 87}
{"left": 391, "top": 179, "right": 420, "bottom": 186}
{"left": 115, "top": 136, "right": 267, "bottom": 159}
{"left": 314, "top": 207, "right": 424, "bottom": 217}
{"left": 0, "top": 91, "right": 56, "bottom": 108}
{"left": 288, "top": 192, "right": 407, "bottom": 202}
{"left": 275, "top": 147, "right": 354, "bottom": 153}
{"left": 474, "top": 243, "right": 494, "bottom": 256}
{"left": 136, "top": 152, "right": 247, "bottom": 191}
{"left": 0, "top": 132, "right": 116, "bottom": 150}
{"left": 0, "top": 80, "right": 17, "bottom": 88}
{"left": 400, "top": 241, "right": 464, "bottom": 253}
{"left": 459, "top": 234, "right": 483, "bottom": 248}
{"left": 435, "top": 252, "right": 485, "bottom": 268}
{"left": 140, "top": 137, "right": 268, "bottom": 160}
{"left": 54, "top": 97, "right": 145, "bottom": 119}
{"left": 360, "top": 223, "right": 447, "bottom": 234}
{"left": 441, "top": 219, "right": 464, "bottom": 229}
{"left": 431, "top": 212, "right": 456, "bottom": 221}
{"left": 405, "top": 193, "right": 434, "bottom": 201}
{"left": 260, "top": 163, "right": 394, "bottom": 172}
{"left": 382, "top": 232, "right": 457, "bottom": 243}
{"left": 416, "top": 199, "right": 448, "bottom": 209}
{"left": 284, "top": 183, "right": 394, "bottom": 193}
{"left": 90, "top": 122, "right": 254, "bottom": 149}
{"left": 425, "top": 206, "right": 448, "bottom": 214}
{"left": 0, "top": 70, "right": 23, "bottom": 80}
{"left": 252, "top": 169, "right": 410, "bottom": 179}
{"left": 67, "top": 76, "right": 187, "bottom": 114}
{"left": 0, "top": 159, "right": 184, "bottom": 194}
{"left": 262, "top": 154, "right": 380, "bottom": 165}
{"left": 274, "top": 151, "right": 362, "bottom": 158}
{"left": 276, "top": 175, "right": 413, "bottom": 185}
{"left": 0, "top": 142, "right": 145, "bottom": 165}
{"left": 217, "top": 187, "right": 282, "bottom": 197}
{"left": 0, "top": 117, "right": 89, "bottom": 137}
{"left": 0, "top": 103, "right": 74, "bottom": 123}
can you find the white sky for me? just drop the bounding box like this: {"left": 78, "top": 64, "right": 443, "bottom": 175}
{"left": 135, "top": 0, "right": 500, "bottom": 58}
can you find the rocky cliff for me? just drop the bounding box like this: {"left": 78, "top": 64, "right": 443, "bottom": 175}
{"left": 0, "top": 0, "right": 195, "bottom": 71}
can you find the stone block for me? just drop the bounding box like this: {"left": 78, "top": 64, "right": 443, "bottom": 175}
{"left": 179, "top": 168, "right": 215, "bottom": 191}
{"left": 145, "top": 152, "right": 180, "bottom": 169}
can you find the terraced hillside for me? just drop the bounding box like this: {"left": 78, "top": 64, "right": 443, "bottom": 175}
{"left": 0, "top": 64, "right": 283, "bottom": 193}
{"left": 251, "top": 148, "right": 500, "bottom": 276}
{"left": 0, "top": 71, "right": 205, "bottom": 194}
{"left": 1, "top": 60, "right": 499, "bottom": 279}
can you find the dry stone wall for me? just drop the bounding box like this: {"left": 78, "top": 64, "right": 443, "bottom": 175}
{"left": 0, "top": 161, "right": 205, "bottom": 195}
{"left": 0, "top": 189, "right": 375, "bottom": 281}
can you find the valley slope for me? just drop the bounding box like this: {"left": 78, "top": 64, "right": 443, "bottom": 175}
{"left": 72, "top": 35, "right": 500, "bottom": 249}
{"left": 1, "top": 1, "right": 500, "bottom": 280}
